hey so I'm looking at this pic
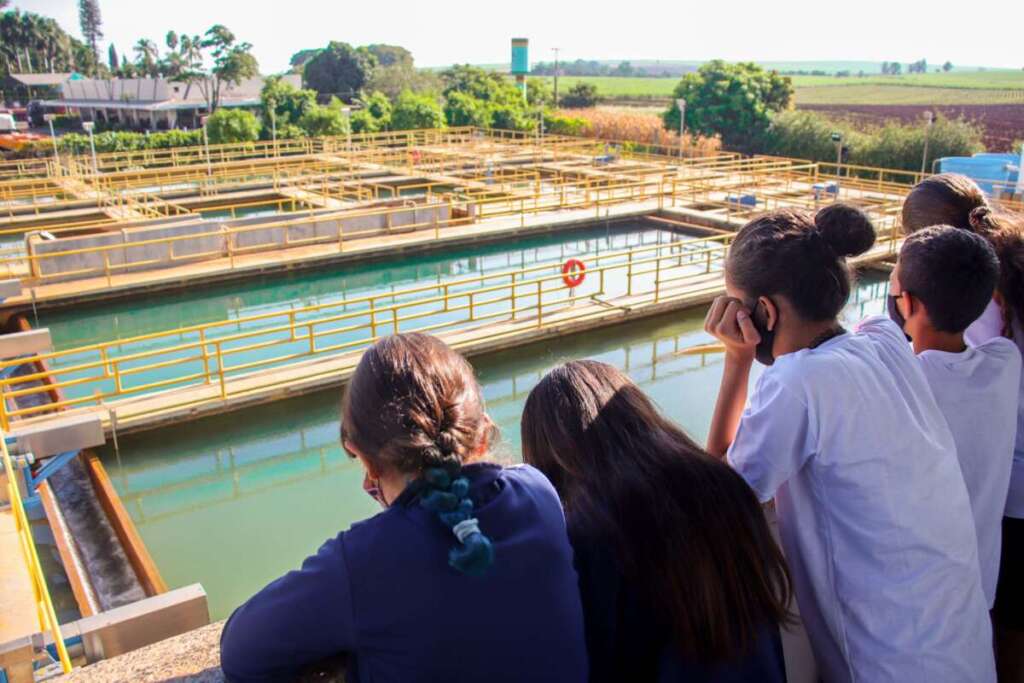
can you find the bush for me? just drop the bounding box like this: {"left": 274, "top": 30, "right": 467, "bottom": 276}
{"left": 662, "top": 60, "right": 793, "bottom": 150}
{"left": 260, "top": 75, "right": 317, "bottom": 137}
{"left": 391, "top": 91, "right": 445, "bottom": 130}
{"left": 543, "top": 114, "right": 591, "bottom": 137}
{"left": 350, "top": 91, "right": 392, "bottom": 133}
{"left": 298, "top": 105, "right": 349, "bottom": 137}
{"left": 761, "top": 110, "right": 985, "bottom": 172}
{"left": 205, "top": 109, "right": 261, "bottom": 144}
{"left": 490, "top": 104, "right": 535, "bottom": 132}
{"left": 760, "top": 110, "right": 861, "bottom": 162}
{"left": 444, "top": 90, "right": 491, "bottom": 127}
{"left": 561, "top": 82, "right": 598, "bottom": 109}
{"left": 553, "top": 108, "right": 722, "bottom": 156}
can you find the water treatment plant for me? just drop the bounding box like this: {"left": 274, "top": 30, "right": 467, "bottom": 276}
{"left": 2, "top": 125, "right": 1014, "bottom": 681}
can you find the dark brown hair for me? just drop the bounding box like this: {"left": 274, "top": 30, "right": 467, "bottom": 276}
{"left": 974, "top": 211, "right": 1024, "bottom": 340}
{"left": 342, "top": 332, "right": 493, "bottom": 475}
{"left": 521, "top": 360, "right": 792, "bottom": 662}
{"left": 726, "top": 204, "right": 875, "bottom": 321}
{"left": 341, "top": 333, "right": 497, "bottom": 574}
{"left": 898, "top": 225, "right": 999, "bottom": 333}
{"left": 901, "top": 173, "right": 988, "bottom": 234}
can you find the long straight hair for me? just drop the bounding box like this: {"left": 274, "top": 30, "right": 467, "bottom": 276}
{"left": 521, "top": 360, "right": 792, "bottom": 662}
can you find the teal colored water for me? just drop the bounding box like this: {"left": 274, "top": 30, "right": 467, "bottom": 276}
{"left": 39, "top": 222, "right": 717, "bottom": 402}
{"left": 97, "top": 274, "right": 889, "bottom": 620}
{"left": 199, "top": 203, "right": 304, "bottom": 220}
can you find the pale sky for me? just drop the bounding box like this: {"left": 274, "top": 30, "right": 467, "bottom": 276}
{"left": 14, "top": 0, "right": 1024, "bottom": 73}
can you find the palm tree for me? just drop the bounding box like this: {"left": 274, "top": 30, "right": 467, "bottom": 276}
{"left": 133, "top": 38, "right": 159, "bottom": 77}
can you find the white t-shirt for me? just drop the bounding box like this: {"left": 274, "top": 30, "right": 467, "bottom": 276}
{"left": 918, "top": 338, "right": 1022, "bottom": 606}
{"left": 966, "top": 298, "right": 1024, "bottom": 519}
{"left": 727, "top": 316, "right": 994, "bottom": 683}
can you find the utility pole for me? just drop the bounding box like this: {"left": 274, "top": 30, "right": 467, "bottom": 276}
{"left": 552, "top": 48, "right": 560, "bottom": 109}
{"left": 831, "top": 131, "right": 843, "bottom": 175}
{"left": 920, "top": 110, "right": 934, "bottom": 177}
{"left": 676, "top": 98, "right": 686, "bottom": 158}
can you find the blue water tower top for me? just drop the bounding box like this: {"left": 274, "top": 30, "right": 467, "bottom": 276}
{"left": 510, "top": 38, "right": 529, "bottom": 75}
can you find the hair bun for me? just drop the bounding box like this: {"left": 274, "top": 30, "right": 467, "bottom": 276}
{"left": 968, "top": 206, "right": 995, "bottom": 234}
{"left": 813, "top": 203, "right": 876, "bottom": 257}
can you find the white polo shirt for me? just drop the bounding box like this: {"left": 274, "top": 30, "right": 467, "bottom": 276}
{"left": 918, "top": 338, "right": 1022, "bottom": 606}
{"left": 728, "top": 316, "right": 994, "bottom": 683}
{"left": 966, "top": 299, "right": 1024, "bottom": 519}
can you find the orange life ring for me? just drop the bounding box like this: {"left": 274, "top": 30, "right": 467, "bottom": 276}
{"left": 562, "top": 259, "right": 586, "bottom": 288}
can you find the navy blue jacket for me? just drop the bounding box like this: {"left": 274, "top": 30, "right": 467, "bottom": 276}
{"left": 220, "top": 463, "right": 588, "bottom": 683}
{"left": 571, "top": 527, "right": 787, "bottom": 683}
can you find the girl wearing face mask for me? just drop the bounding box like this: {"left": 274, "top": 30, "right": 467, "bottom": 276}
{"left": 704, "top": 205, "right": 995, "bottom": 683}
{"left": 220, "top": 332, "right": 588, "bottom": 683}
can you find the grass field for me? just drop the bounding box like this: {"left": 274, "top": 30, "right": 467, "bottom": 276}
{"left": 540, "top": 71, "right": 1024, "bottom": 106}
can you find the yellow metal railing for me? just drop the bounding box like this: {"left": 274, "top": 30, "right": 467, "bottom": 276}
{"left": 0, "top": 232, "right": 736, "bottom": 425}
{"left": 0, "top": 435, "right": 72, "bottom": 673}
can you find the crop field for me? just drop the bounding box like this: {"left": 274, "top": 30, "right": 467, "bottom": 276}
{"left": 540, "top": 71, "right": 1024, "bottom": 105}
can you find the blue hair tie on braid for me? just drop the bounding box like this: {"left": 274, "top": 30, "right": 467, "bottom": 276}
{"left": 419, "top": 466, "right": 495, "bottom": 576}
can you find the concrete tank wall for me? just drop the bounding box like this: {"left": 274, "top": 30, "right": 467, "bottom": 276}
{"left": 27, "top": 201, "right": 452, "bottom": 283}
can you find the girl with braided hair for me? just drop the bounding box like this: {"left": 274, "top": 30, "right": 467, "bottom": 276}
{"left": 221, "top": 333, "right": 587, "bottom": 683}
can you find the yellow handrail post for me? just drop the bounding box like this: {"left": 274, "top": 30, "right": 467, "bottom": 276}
{"left": 1, "top": 435, "right": 73, "bottom": 674}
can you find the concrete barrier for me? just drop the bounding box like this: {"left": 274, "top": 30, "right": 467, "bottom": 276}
{"left": 26, "top": 200, "right": 452, "bottom": 283}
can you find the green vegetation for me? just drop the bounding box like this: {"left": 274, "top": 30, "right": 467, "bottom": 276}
{"left": 391, "top": 91, "right": 445, "bottom": 130}
{"left": 534, "top": 70, "right": 1024, "bottom": 105}
{"left": 761, "top": 110, "right": 984, "bottom": 171}
{"left": 661, "top": 61, "right": 793, "bottom": 149}
{"left": 205, "top": 108, "right": 261, "bottom": 144}
{"left": 0, "top": 8, "right": 100, "bottom": 79}
{"left": 303, "top": 42, "right": 377, "bottom": 99}
{"left": 259, "top": 75, "right": 317, "bottom": 138}
{"left": 298, "top": 101, "right": 350, "bottom": 137}
{"left": 350, "top": 91, "right": 392, "bottom": 133}
{"left": 48, "top": 129, "right": 204, "bottom": 154}
{"left": 561, "top": 83, "right": 598, "bottom": 109}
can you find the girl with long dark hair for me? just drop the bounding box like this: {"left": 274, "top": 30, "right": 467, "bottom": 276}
{"left": 220, "top": 333, "right": 588, "bottom": 683}
{"left": 522, "top": 359, "right": 791, "bottom": 682}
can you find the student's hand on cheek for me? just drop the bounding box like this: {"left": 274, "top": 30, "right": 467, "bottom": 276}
{"left": 704, "top": 296, "right": 760, "bottom": 362}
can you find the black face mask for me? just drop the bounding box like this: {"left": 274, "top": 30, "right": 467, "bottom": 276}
{"left": 750, "top": 299, "right": 777, "bottom": 366}
{"left": 887, "top": 295, "right": 912, "bottom": 342}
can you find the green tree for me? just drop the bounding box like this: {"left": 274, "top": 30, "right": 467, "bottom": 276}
{"left": 662, "top": 60, "right": 793, "bottom": 150}
{"left": 444, "top": 90, "right": 491, "bottom": 127}
{"left": 107, "top": 43, "right": 118, "bottom": 71}
{"left": 133, "top": 38, "right": 159, "bottom": 77}
{"left": 176, "top": 25, "right": 259, "bottom": 112}
{"left": 205, "top": 108, "right": 260, "bottom": 144}
{"left": 260, "top": 75, "right": 317, "bottom": 135}
{"left": 561, "top": 82, "right": 598, "bottom": 108}
{"left": 526, "top": 78, "right": 552, "bottom": 107}
{"left": 943, "top": 61, "right": 954, "bottom": 72}
{"left": 391, "top": 91, "right": 445, "bottom": 130}
{"left": 303, "top": 42, "right": 377, "bottom": 100}
{"left": 298, "top": 104, "right": 349, "bottom": 137}
{"left": 77, "top": 0, "right": 102, "bottom": 64}
{"left": 366, "top": 44, "right": 412, "bottom": 68}
{"left": 351, "top": 90, "right": 391, "bottom": 132}
{"left": 289, "top": 48, "right": 322, "bottom": 73}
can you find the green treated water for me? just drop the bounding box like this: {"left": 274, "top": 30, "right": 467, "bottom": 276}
{"left": 97, "top": 275, "right": 888, "bottom": 620}
{"left": 39, "top": 222, "right": 716, "bottom": 402}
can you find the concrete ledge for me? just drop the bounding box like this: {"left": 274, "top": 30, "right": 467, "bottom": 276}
{"left": 64, "top": 620, "right": 346, "bottom": 683}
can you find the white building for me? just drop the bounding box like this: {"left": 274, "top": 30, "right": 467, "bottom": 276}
{"left": 40, "top": 74, "right": 301, "bottom": 130}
